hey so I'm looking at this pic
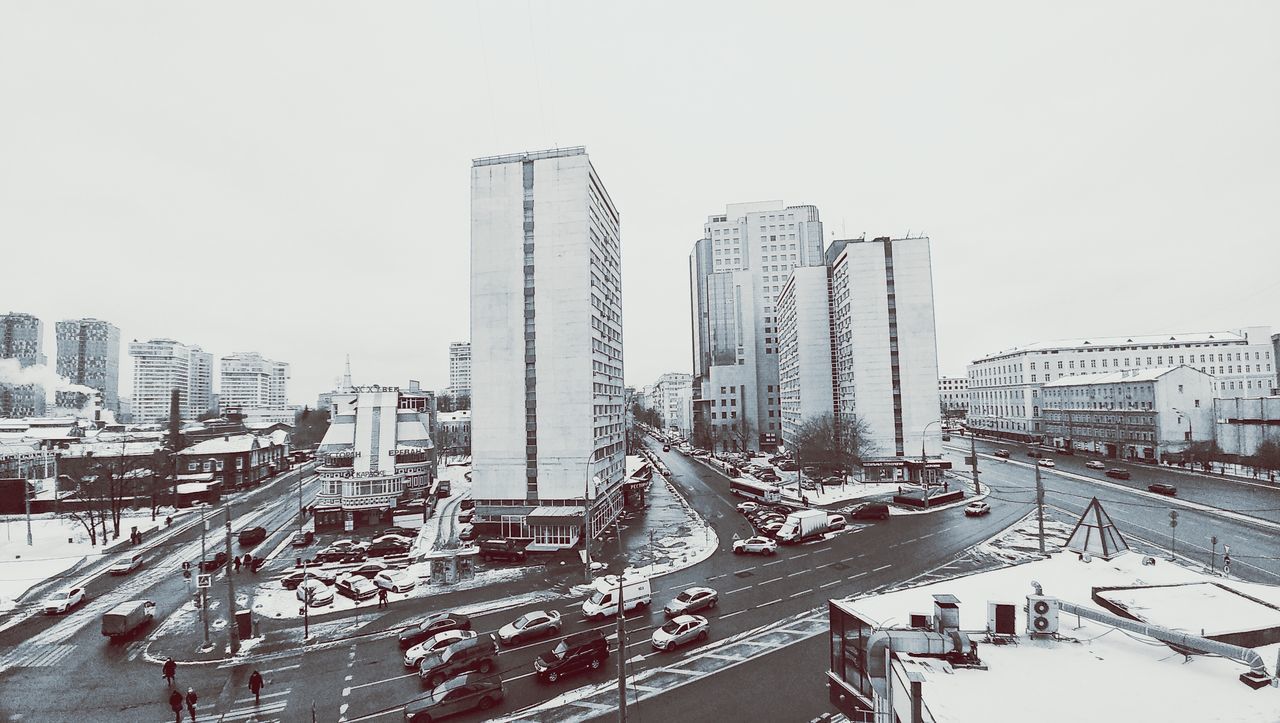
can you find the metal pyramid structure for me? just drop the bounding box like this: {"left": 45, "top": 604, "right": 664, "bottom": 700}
{"left": 1065, "top": 497, "right": 1129, "bottom": 560}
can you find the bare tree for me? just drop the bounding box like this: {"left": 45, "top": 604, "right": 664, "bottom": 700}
{"left": 788, "top": 413, "right": 877, "bottom": 481}
{"left": 729, "top": 416, "right": 755, "bottom": 453}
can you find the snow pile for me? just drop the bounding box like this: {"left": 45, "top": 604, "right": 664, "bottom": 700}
{"left": 621, "top": 481, "right": 718, "bottom": 580}
{"left": 840, "top": 552, "right": 1280, "bottom": 723}
{"left": 776, "top": 477, "right": 903, "bottom": 506}
{"left": 1097, "top": 582, "right": 1280, "bottom": 637}
{"left": 974, "top": 516, "right": 1073, "bottom": 563}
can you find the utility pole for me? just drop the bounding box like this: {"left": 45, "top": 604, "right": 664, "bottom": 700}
{"left": 1035, "top": 460, "right": 1046, "bottom": 556}
{"left": 583, "top": 472, "right": 594, "bottom": 585}
{"left": 201, "top": 517, "right": 210, "bottom": 648}
{"left": 24, "top": 471, "right": 32, "bottom": 546}
{"left": 614, "top": 519, "right": 627, "bottom": 723}
{"left": 224, "top": 503, "right": 240, "bottom": 654}
{"left": 968, "top": 433, "right": 981, "bottom": 495}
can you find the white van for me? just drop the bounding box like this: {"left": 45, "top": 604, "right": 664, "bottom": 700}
{"left": 581, "top": 574, "right": 652, "bottom": 619}
{"left": 109, "top": 552, "right": 144, "bottom": 576}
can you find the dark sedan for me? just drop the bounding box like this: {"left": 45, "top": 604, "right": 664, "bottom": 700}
{"left": 1105, "top": 469, "right": 1132, "bottom": 480}
{"left": 281, "top": 569, "right": 336, "bottom": 590}
{"left": 399, "top": 612, "right": 473, "bottom": 648}
{"left": 1148, "top": 483, "right": 1177, "bottom": 496}
{"left": 368, "top": 539, "right": 411, "bottom": 558}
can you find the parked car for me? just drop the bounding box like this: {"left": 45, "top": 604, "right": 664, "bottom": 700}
{"left": 757, "top": 471, "right": 781, "bottom": 483}
{"left": 281, "top": 570, "right": 335, "bottom": 590}
{"left": 458, "top": 524, "right": 477, "bottom": 542}
{"left": 374, "top": 569, "right": 417, "bottom": 594}
{"left": 497, "top": 610, "right": 562, "bottom": 645}
{"left": 44, "top": 586, "right": 86, "bottom": 615}
{"left": 296, "top": 579, "right": 334, "bottom": 606}
{"left": 993, "top": 449, "right": 1011, "bottom": 458}
{"left": 1027, "top": 450, "right": 1044, "bottom": 458}
{"left": 1037, "top": 459, "right": 1056, "bottom": 468}
{"left": 371, "top": 534, "right": 414, "bottom": 547}
{"left": 457, "top": 510, "right": 474, "bottom": 524}
{"left": 821, "top": 475, "right": 844, "bottom": 486}
{"left": 1085, "top": 460, "right": 1106, "bottom": 470}
{"left": 964, "top": 501, "right": 991, "bottom": 517}
{"left": 1106, "top": 468, "right": 1132, "bottom": 480}
{"left": 350, "top": 562, "right": 389, "bottom": 579}
{"left": 290, "top": 530, "right": 315, "bottom": 547}
{"left": 400, "top": 613, "right": 473, "bottom": 648}
{"left": 663, "top": 587, "right": 718, "bottom": 617}
{"left": 651, "top": 614, "right": 709, "bottom": 651}
{"left": 1055, "top": 447, "right": 1074, "bottom": 455}
{"left": 732, "top": 536, "right": 777, "bottom": 555}
{"left": 403, "top": 672, "right": 504, "bottom": 722}
{"left": 335, "top": 574, "right": 378, "bottom": 601}
{"left": 381, "top": 527, "right": 418, "bottom": 538}
{"left": 776, "top": 461, "right": 799, "bottom": 471}
{"left": 851, "top": 503, "right": 891, "bottom": 521}
{"left": 403, "top": 630, "right": 478, "bottom": 668}
{"left": 736, "top": 502, "right": 759, "bottom": 514}
{"left": 478, "top": 538, "right": 527, "bottom": 562}
{"left": 418, "top": 634, "right": 499, "bottom": 689}
{"left": 367, "top": 539, "right": 411, "bottom": 558}
{"left": 534, "top": 629, "right": 610, "bottom": 684}
{"left": 1148, "top": 483, "right": 1178, "bottom": 496}
{"left": 460, "top": 499, "right": 475, "bottom": 511}
{"left": 826, "top": 514, "right": 847, "bottom": 531}
{"left": 108, "top": 552, "right": 144, "bottom": 576}
{"left": 237, "top": 526, "right": 267, "bottom": 546}
{"left": 662, "top": 445, "right": 671, "bottom": 452}
{"left": 760, "top": 520, "right": 785, "bottom": 537}
{"left": 199, "top": 552, "right": 229, "bottom": 572}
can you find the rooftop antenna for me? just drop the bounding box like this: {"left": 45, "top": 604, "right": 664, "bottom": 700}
{"left": 342, "top": 354, "right": 353, "bottom": 391}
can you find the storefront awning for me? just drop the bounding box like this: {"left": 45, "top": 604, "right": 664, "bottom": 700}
{"left": 526, "top": 506, "right": 584, "bottom": 527}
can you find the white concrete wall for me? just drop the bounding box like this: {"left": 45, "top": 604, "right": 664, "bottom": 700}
{"left": 778, "top": 267, "right": 835, "bottom": 443}
{"left": 891, "top": 238, "right": 942, "bottom": 457}
{"left": 471, "top": 160, "right": 528, "bottom": 501}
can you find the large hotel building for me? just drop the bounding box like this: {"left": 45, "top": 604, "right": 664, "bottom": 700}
{"left": 469, "top": 147, "right": 625, "bottom": 550}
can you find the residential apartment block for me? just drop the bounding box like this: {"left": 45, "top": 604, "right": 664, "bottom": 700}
{"left": 448, "top": 341, "right": 472, "bottom": 398}
{"left": 0, "top": 312, "right": 47, "bottom": 418}
{"left": 938, "top": 376, "right": 969, "bottom": 415}
{"left": 54, "top": 318, "right": 120, "bottom": 414}
{"left": 219, "top": 352, "right": 289, "bottom": 413}
{"left": 127, "top": 338, "right": 214, "bottom": 423}
{"left": 653, "top": 372, "right": 693, "bottom": 437}
{"left": 470, "top": 147, "right": 625, "bottom": 549}
{"left": 776, "top": 266, "right": 837, "bottom": 444}
{"left": 689, "top": 201, "right": 825, "bottom": 450}
{"left": 967, "top": 327, "right": 1275, "bottom": 443}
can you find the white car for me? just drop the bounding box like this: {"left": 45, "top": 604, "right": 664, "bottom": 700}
{"left": 664, "top": 587, "right": 719, "bottom": 616}
{"left": 44, "top": 586, "right": 85, "bottom": 614}
{"left": 296, "top": 578, "right": 335, "bottom": 607}
{"left": 736, "top": 502, "right": 759, "bottom": 514}
{"left": 963, "top": 501, "right": 991, "bottom": 517}
{"left": 1085, "top": 460, "right": 1106, "bottom": 470}
{"left": 651, "top": 614, "right": 709, "bottom": 651}
{"left": 732, "top": 536, "right": 777, "bottom": 556}
{"left": 497, "top": 610, "right": 562, "bottom": 645}
{"left": 403, "top": 629, "right": 477, "bottom": 668}
{"left": 1037, "top": 459, "right": 1056, "bottom": 468}
{"left": 108, "top": 553, "right": 143, "bottom": 575}
{"left": 374, "top": 569, "right": 417, "bottom": 594}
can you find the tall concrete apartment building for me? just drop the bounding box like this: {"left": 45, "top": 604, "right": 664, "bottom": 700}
{"left": 55, "top": 318, "right": 120, "bottom": 413}
{"left": 689, "top": 201, "right": 825, "bottom": 450}
{"left": 448, "top": 341, "right": 472, "bottom": 398}
{"left": 776, "top": 237, "right": 942, "bottom": 476}
{"left": 127, "top": 339, "right": 214, "bottom": 423}
{"left": 470, "top": 147, "right": 625, "bottom": 549}
{"left": 654, "top": 372, "right": 693, "bottom": 436}
{"left": 967, "top": 326, "right": 1276, "bottom": 443}
{"left": 0, "top": 312, "right": 47, "bottom": 418}
{"left": 219, "top": 352, "right": 289, "bottom": 413}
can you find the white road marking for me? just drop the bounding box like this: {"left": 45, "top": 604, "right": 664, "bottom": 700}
{"left": 819, "top": 579, "right": 843, "bottom": 589}
{"left": 788, "top": 590, "right": 812, "bottom": 598}
{"left": 757, "top": 598, "right": 783, "bottom": 608}
{"left": 873, "top": 564, "right": 892, "bottom": 572}
{"left": 717, "top": 609, "right": 746, "bottom": 619}
{"left": 847, "top": 572, "right": 868, "bottom": 581}
{"left": 723, "top": 586, "right": 751, "bottom": 595}
{"left": 785, "top": 570, "right": 807, "bottom": 578}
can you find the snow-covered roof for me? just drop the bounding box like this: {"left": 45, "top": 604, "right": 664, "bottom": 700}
{"left": 976, "top": 330, "right": 1248, "bottom": 361}
{"left": 268, "top": 429, "right": 290, "bottom": 446}
{"left": 1041, "top": 366, "right": 1206, "bottom": 388}
{"left": 438, "top": 410, "right": 471, "bottom": 423}
{"left": 177, "top": 434, "right": 259, "bottom": 456}
{"left": 317, "top": 415, "right": 355, "bottom": 452}
{"left": 58, "top": 440, "right": 164, "bottom": 458}
{"left": 837, "top": 552, "right": 1280, "bottom": 722}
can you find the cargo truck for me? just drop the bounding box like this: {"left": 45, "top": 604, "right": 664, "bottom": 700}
{"left": 776, "top": 509, "right": 828, "bottom": 544}
{"left": 101, "top": 600, "right": 156, "bottom": 639}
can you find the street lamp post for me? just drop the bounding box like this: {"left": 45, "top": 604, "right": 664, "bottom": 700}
{"left": 920, "top": 420, "right": 942, "bottom": 502}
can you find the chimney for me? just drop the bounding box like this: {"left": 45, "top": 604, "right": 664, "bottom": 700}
{"left": 224, "top": 435, "right": 230, "bottom": 442}
{"left": 933, "top": 594, "right": 961, "bottom": 633}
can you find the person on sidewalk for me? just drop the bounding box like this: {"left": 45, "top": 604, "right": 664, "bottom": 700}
{"left": 185, "top": 688, "right": 198, "bottom": 720}
{"left": 162, "top": 657, "right": 177, "bottom": 686}
{"left": 377, "top": 587, "right": 388, "bottom": 609}
{"left": 168, "top": 689, "right": 183, "bottom": 723}
{"left": 233, "top": 557, "right": 241, "bottom": 573}
{"left": 248, "top": 670, "right": 264, "bottom": 705}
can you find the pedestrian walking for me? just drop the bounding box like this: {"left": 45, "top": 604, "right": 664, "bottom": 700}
{"left": 378, "top": 587, "right": 388, "bottom": 609}
{"left": 162, "top": 657, "right": 177, "bottom": 686}
{"left": 248, "top": 670, "right": 264, "bottom": 705}
{"left": 233, "top": 557, "right": 241, "bottom": 573}
{"left": 185, "top": 688, "right": 198, "bottom": 720}
{"left": 168, "top": 689, "right": 183, "bottom": 723}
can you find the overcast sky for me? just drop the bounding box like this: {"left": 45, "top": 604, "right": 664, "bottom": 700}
{"left": 3, "top": 2, "right": 1278, "bottom": 406}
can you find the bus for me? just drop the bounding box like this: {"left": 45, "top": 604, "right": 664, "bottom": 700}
{"left": 729, "top": 478, "right": 782, "bottom": 504}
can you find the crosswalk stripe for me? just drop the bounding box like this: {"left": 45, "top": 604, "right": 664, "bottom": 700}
{"left": 220, "top": 700, "right": 288, "bottom": 721}
{"left": 234, "top": 689, "right": 289, "bottom": 703}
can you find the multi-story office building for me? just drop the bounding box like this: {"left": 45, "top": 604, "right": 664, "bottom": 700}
{"left": 314, "top": 384, "right": 436, "bottom": 530}
{"left": 689, "top": 201, "right": 825, "bottom": 450}
{"left": 829, "top": 237, "right": 942, "bottom": 471}
{"left": 448, "top": 342, "right": 472, "bottom": 398}
{"left": 54, "top": 318, "right": 120, "bottom": 414}
{"left": 967, "top": 326, "right": 1276, "bottom": 443}
{"left": 1273, "top": 333, "right": 1280, "bottom": 391}
{"left": 0, "top": 312, "right": 47, "bottom": 418}
{"left": 654, "top": 372, "right": 693, "bottom": 436}
{"left": 1215, "top": 396, "right": 1280, "bottom": 460}
{"left": 1040, "top": 366, "right": 1213, "bottom": 461}
{"left": 127, "top": 339, "right": 214, "bottom": 423}
{"left": 776, "top": 266, "right": 837, "bottom": 444}
{"left": 938, "top": 376, "right": 969, "bottom": 416}
{"left": 470, "top": 147, "right": 625, "bottom": 549}
{"left": 219, "top": 352, "right": 289, "bottom": 413}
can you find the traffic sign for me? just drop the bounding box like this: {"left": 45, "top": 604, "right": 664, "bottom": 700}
{"left": 182, "top": 561, "right": 191, "bottom": 571}
{"left": 197, "top": 574, "right": 212, "bottom": 589}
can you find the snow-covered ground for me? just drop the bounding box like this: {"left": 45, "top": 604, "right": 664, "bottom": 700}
{"left": 773, "top": 475, "right": 902, "bottom": 506}
{"left": 0, "top": 509, "right": 181, "bottom": 611}
{"left": 841, "top": 552, "right": 1280, "bottom": 722}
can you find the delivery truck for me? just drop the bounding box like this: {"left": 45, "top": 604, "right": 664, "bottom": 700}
{"left": 101, "top": 600, "right": 157, "bottom": 639}
{"left": 776, "top": 509, "right": 828, "bottom": 544}
{"left": 581, "top": 574, "right": 652, "bottom": 619}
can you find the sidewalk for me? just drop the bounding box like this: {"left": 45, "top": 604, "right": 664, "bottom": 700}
{"left": 591, "top": 469, "right": 717, "bottom": 581}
